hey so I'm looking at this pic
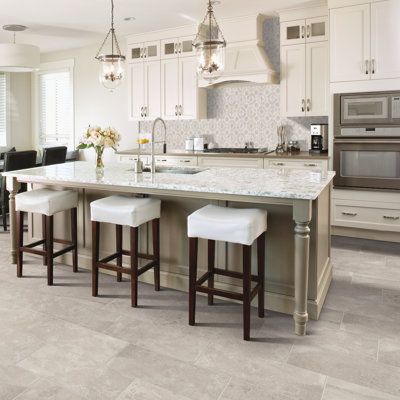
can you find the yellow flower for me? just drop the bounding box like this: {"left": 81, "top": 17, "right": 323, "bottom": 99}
{"left": 138, "top": 138, "right": 150, "bottom": 145}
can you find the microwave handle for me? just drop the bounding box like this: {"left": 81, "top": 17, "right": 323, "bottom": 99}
{"left": 335, "top": 139, "right": 400, "bottom": 144}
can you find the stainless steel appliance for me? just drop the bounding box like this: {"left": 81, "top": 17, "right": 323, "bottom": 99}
{"left": 310, "top": 124, "right": 328, "bottom": 153}
{"left": 333, "top": 91, "right": 400, "bottom": 190}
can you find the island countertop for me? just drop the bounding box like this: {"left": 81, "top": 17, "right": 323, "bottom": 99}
{"left": 3, "top": 161, "right": 335, "bottom": 201}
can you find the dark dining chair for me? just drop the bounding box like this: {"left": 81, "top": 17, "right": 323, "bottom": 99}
{"left": 1, "top": 150, "right": 37, "bottom": 231}
{"left": 42, "top": 146, "right": 67, "bottom": 166}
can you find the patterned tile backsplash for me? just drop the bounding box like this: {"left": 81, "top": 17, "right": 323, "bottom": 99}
{"left": 141, "top": 18, "right": 328, "bottom": 152}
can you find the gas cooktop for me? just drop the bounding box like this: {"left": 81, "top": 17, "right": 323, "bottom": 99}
{"left": 203, "top": 147, "right": 267, "bottom": 154}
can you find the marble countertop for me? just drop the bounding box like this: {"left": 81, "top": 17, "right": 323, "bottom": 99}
{"left": 117, "top": 149, "right": 330, "bottom": 160}
{"left": 4, "top": 162, "right": 335, "bottom": 201}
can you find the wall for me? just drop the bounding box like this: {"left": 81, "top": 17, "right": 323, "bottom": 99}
{"left": 40, "top": 41, "right": 138, "bottom": 163}
{"left": 141, "top": 18, "right": 327, "bottom": 152}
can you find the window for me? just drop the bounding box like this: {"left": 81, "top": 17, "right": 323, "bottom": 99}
{"left": 0, "top": 73, "right": 7, "bottom": 147}
{"left": 36, "top": 60, "right": 74, "bottom": 148}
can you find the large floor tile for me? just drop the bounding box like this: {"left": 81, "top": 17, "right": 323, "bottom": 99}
{"left": 378, "top": 338, "right": 400, "bottom": 368}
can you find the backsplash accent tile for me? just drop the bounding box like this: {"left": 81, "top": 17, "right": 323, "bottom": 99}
{"left": 140, "top": 18, "right": 328, "bottom": 152}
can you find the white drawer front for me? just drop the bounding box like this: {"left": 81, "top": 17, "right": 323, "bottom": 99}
{"left": 154, "top": 156, "right": 197, "bottom": 166}
{"left": 198, "top": 157, "right": 263, "bottom": 169}
{"left": 118, "top": 155, "right": 149, "bottom": 164}
{"left": 333, "top": 203, "right": 400, "bottom": 232}
{"left": 266, "top": 159, "right": 326, "bottom": 170}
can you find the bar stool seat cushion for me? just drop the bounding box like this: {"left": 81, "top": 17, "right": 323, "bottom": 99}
{"left": 188, "top": 205, "right": 267, "bottom": 245}
{"left": 90, "top": 195, "right": 161, "bottom": 227}
{"left": 16, "top": 188, "right": 78, "bottom": 216}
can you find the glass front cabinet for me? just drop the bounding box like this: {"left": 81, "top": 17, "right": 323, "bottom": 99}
{"left": 128, "top": 41, "right": 160, "bottom": 63}
{"left": 281, "top": 16, "right": 328, "bottom": 46}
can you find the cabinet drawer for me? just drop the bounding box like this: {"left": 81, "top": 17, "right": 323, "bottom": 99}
{"left": 154, "top": 156, "right": 197, "bottom": 166}
{"left": 118, "top": 155, "right": 149, "bottom": 164}
{"left": 333, "top": 203, "right": 400, "bottom": 232}
{"left": 197, "top": 157, "right": 263, "bottom": 169}
{"left": 266, "top": 159, "right": 326, "bottom": 170}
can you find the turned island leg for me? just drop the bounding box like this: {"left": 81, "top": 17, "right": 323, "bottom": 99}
{"left": 293, "top": 200, "right": 312, "bottom": 336}
{"left": 6, "top": 177, "right": 20, "bottom": 264}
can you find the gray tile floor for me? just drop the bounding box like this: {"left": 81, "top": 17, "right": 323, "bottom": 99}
{"left": 1, "top": 233, "right": 400, "bottom": 400}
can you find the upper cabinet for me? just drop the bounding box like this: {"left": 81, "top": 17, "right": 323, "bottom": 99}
{"left": 280, "top": 16, "right": 328, "bottom": 45}
{"left": 127, "top": 30, "right": 206, "bottom": 121}
{"left": 279, "top": 6, "right": 329, "bottom": 117}
{"left": 330, "top": 1, "right": 400, "bottom": 83}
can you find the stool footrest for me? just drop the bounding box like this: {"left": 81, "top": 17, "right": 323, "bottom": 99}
{"left": 53, "top": 244, "right": 76, "bottom": 258}
{"left": 196, "top": 285, "right": 243, "bottom": 301}
{"left": 214, "top": 267, "right": 259, "bottom": 282}
{"left": 21, "top": 246, "right": 45, "bottom": 257}
{"left": 24, "top": 239, "right": 45, "bottom": 249}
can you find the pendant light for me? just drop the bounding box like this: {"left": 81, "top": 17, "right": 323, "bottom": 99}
{"left": 0, "top": 25, "right": 40, "bottom": 72}
{"left": 193, "top": 0, "right": 226, "bottom": 82}
{"left": 95, "top": 0, "right": 125, "bottom": 91}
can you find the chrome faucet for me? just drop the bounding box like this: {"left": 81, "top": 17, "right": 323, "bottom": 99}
{"left": 150, "top": 117, "right": 167, "bottom": 173}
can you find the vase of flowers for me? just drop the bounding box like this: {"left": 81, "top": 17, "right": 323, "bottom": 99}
{"left": 78, "top": 125, "right": 121, "bottom": 169}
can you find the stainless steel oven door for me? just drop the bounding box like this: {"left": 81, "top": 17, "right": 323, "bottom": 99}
{"left": 334, "top": 140, "right": 400, "bottom": 190}
{"left": 341, "top": 94, "right": 390, "bottom": 125}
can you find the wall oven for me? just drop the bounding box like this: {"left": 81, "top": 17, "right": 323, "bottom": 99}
{"left": 334, "top": 91, "right": 400, "bottom": 190}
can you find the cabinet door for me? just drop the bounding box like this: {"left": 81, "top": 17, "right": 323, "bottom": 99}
{"left": 128, "top": 63, "right": 145, "bottom": 120}
{"left": 280, "top": 20, "right": 306, "bottom": 46}
{"left": 179, "top": 56, "right": 198, "bottom": 120}
{"left": 178, "top": 35, "right": 196, "bottom": 58}
{"left": 305, "top": 16, "right": 328, "bottom": 43}
{"left": 144, "top": 61, "right": 161, "bottom": 120}
{"left": 330, "top": 4, "right": 370, "bottom": 82}
{"left": 371, "top": 1, "right": 400, "bottom": 80}
{"left": 128, "top": 42, "right": 144, "bottom": 63}
{"left": 161, "top": 38, "right": 179, "bottom": 59}
{"left": 280, "top": 44, "right": 306, "bottom": 117}
{"left": 161, "top": 58, "right": 179, "bottom": 119}
{"left": 306, "top": 41, "right": 329, "bottom": 117}
{"left": 143, "top": 40, "right": 160, "bottom": 61}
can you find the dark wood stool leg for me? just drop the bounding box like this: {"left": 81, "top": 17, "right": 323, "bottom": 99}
{"left": 42, "top": 215, "right": 47, "bottom": 266}
{"left": 71, "top": 208, "right": 78, "bottom": 273}
{"left": 257, "top": 232, "right": 266, "bottom": 318}
{"left": 130, "top": 227, "right": 139, "bottom": 307}
{"left": 16, "top": 211, "right": 24, "bottom": 277}
{"left": 207, "top": 240, "right": 215, "bottom": 305}
{"left": 116, "top": 225, "right": 123, "bottom": 282}
{"left": 152, "top": 218, "right": 160, "bottom": 291}
{"left": 46, "top": 215, "right": 54, "bottom": 286}
{"left": 243, "top": 244, "right": 252, "bottom": 341}
{"left": 92, "top": 221, "right": 100, "bottom": 297}
{"left": 189, "top": 237, "right": 198, "bottom": 326}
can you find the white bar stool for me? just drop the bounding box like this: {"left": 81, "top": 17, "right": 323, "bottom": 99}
{"left": 187, "top": 204, "right": 267, "bottom": 340}
{"left": 15, "top": 188, "right": 79, "bottom": 285}
{"left": 90, "top": 195, "right": 161, "bottom": 307}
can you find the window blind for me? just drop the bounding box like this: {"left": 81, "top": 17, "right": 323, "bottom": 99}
{"left": 39, "top": 70, "right": 73, "bottom": 147}
{"left": 0, "top": 73, "right": 7, "bottom": 147}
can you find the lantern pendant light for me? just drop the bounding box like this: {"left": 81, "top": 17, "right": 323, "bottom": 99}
{"left": 95, "top": 0, "right": 126, "bottom": 91}
{"left": 193, "top": 0, "right": 226, "bottom": 82}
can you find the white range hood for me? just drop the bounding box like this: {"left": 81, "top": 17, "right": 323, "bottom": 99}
{"left": 198, "top": 14, "right": 278, "bottom": 87}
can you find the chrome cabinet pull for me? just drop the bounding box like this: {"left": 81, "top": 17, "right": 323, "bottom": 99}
{"left": 365, "top": 60, "right": 369, "bottom": 74}
{"left": 306, "top": 25, "right": 311, "bottom": 38}
{"left": 307, "top": 99, "right": 311, "bottom": 112}
{"left": 175, "top": 105, "right": 178, "bottom": 116}
{"left": 179, "top": 105, "right": 183, "bottom": 116}
{"left": 174, "top": 43, "right": 178, "bottom": 54}
{"left": 304, "top": 163, "right": 317, "bottom": 167}
{"left": 274, "top": 162, "right": 285, "bottom": 166}
{"left": 301, "top": 99, "right": 305, "bottom": 112}
{"left": 342, "top": 211, "right": 357, "bottom": 217}
{"left": 180, "top": 159, "right": 190, "bottom": 163}
{"left": 144, "top": 106, "right": 148, "bottom": 117}
{"left": 140, "top": 48, "right": 143, "bottom": 58}
{"left": 140, "top": 106, "right": 144, "bottom": 117}
{"left": 301, "top": 25, "right": 305, "bottom": 39}
{"left": 383, "top": 215, "right": 399, "bottom": 220}
{"left": 371, "top": 59, "right": 375, "bottom": 74}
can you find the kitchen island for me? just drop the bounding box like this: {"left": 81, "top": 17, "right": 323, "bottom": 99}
{"left": 4, "top": 162, "right": 335, "bottom": 336}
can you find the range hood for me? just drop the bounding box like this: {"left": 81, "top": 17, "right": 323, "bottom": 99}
{"left": 198, "top": 14, "right": 278, "bottom": 87}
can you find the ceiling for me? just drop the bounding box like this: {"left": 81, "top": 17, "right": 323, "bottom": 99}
{"left": 0, "top": 0, "right": 313, "bottom": 53}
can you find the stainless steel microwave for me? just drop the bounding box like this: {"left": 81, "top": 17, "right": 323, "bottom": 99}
{"left": 334, "top": 91, "right": 400, "bottom": 129}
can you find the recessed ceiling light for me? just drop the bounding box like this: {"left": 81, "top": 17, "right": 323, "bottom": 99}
{"left": 124, "top": 16, "right": 136, "bottom": 21}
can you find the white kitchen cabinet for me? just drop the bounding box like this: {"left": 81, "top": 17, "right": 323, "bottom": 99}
{"left": 280, "top": 16, "right": 328, "bottom": 46}
{"left": 161, "top": 36, "right": 196, "bottom": 59}
{"left": 306, "top": 41, "right": 329, "bottom": 116}
{"left": 370, "top": 1, "right": 400, "bottom": 80}
{"left": 280, "top": 44, "right": 306, "bottom": 117}
{"left": 330, "top": 4, "right": 370, "bottom": 82}
{"left": 128, "top": 60, "right": 160, "bottom": 121}
{"left": 197, "top": 157, "right": 264, "bottom": 169}
{"left": 161, "top": 56, "right": 206, "bottom": 120}
{"left": 330, "top": 1, "right": 400, "bottom": 84}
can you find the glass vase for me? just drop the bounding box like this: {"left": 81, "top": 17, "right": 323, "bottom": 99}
{"left": 95, "top": 147, "right": 104, "bottom": 169}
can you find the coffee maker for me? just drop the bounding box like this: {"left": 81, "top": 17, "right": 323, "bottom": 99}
{"left": 310, "top": 124, "right": 328, "bottom": 153}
